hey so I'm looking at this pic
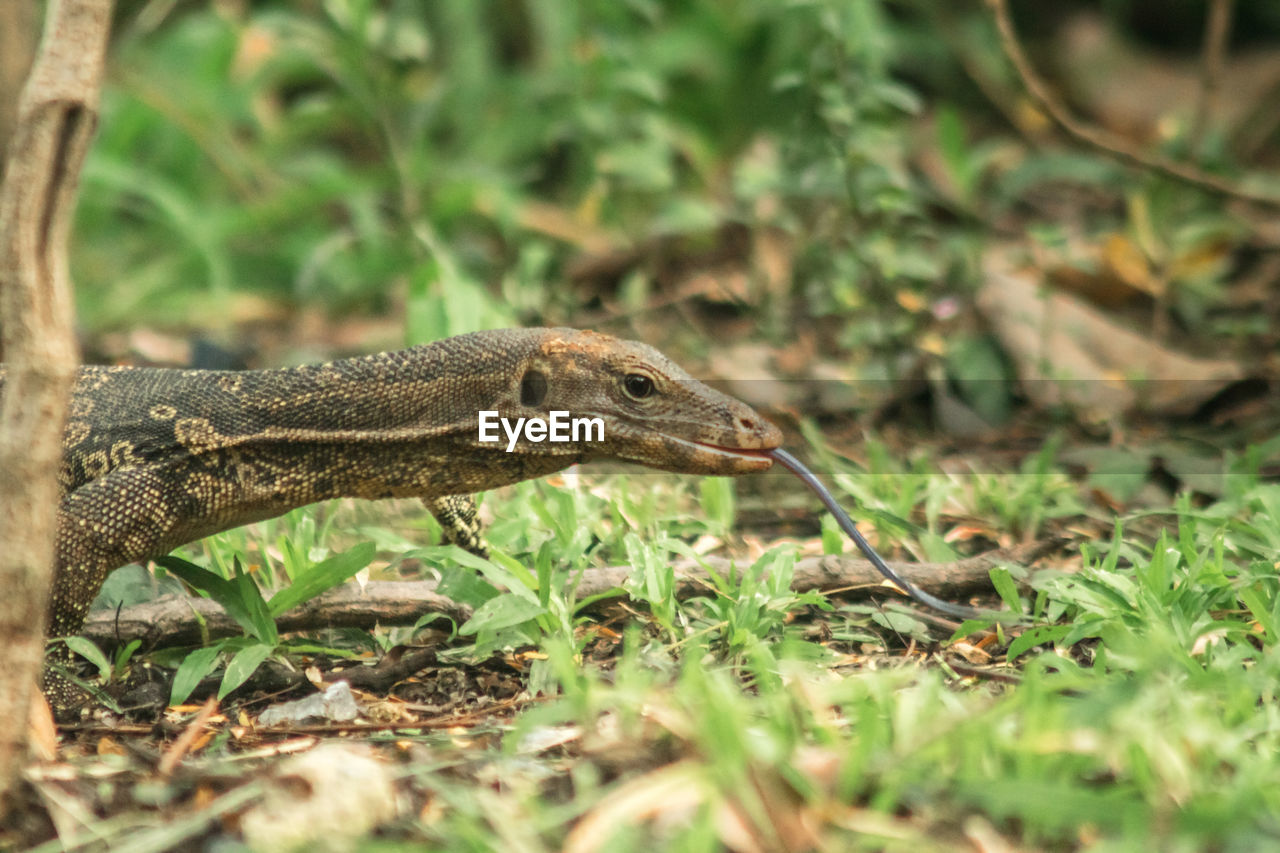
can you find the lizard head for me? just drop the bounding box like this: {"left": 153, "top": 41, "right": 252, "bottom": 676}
{"left": 506, "top": 329, "right": 782, "bottom": 474}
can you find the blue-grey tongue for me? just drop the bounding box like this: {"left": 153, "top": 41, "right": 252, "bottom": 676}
{"left": 767, "top": 447, "right": 995, "bottom": 621}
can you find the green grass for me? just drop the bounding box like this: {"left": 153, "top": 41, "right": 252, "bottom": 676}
{"left": 459, "top": 477, "right": 1280, "bottom": 850}
{"left": 72, "top": 457, "right": 1280, "bottom": 850}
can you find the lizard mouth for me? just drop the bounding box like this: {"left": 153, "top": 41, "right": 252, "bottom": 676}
{"left": 661, "top": 434, "right": 776, "bottom": 471}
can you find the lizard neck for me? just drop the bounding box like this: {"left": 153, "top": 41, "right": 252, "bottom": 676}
{"left": 65, "top": 330, "right": 579, "bottom": 508}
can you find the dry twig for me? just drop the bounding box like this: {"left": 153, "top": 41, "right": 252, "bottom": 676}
{"left": 1191, "top": 0, "right": 1236, "bottom": 157}
{"left": 985, "top": 0, "right": 1280, "bottom": 209}
{"left": 157, "top": 696, "right": 219, "bottom": 776}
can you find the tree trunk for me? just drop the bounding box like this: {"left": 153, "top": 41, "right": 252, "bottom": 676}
{"left": 0, "top": 2, "right": 38, "bottom": 163}
{"left": 0, "top": 0, "right": 111, "bottom": 817}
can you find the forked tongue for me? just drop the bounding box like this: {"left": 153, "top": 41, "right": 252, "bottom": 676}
{"left": 767, "top": 448, "right": 994, "bottom": 621}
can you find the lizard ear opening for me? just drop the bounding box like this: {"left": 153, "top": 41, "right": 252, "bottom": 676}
{"left": 521, "top": 370, "right": 548, "bottom": 407}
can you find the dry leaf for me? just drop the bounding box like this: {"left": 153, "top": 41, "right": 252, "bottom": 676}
{"left": 1102, "top": 233, "right": 1160, "bottom": 297}
{"left": 563, "top": 761, "right": 707, "bottom": 853}
{"left": 1055, "top": 12, "right": 1280, "bottom": 142}
{"left": 979, "top": 247, "right": 1244, "bottom": 418}
{"left": 239, "top": 744, "right": 397, "bottom": 852}
{"left": 27, "top": 692, "right": 58, "bottom": 762}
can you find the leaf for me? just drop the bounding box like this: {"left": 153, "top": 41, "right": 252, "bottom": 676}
{"left": 64, "top": 637, "right": 112, "bottom": 681}
{"left": 989, "top": 567, "right": 1023, "bottom": 614}
{"left": 411, "top": 612, "right": 457, "bottom": 638}
{"left": 978, "top": 248, "right": 1243, "bottom": 417}
{"left": 1062, "top": 617, "right": 1108, "bottom": 647}
{"left": 920, "top": 530, "right": 958, "bottom": 563}
{"left": 218, "top": 643, "right": 276, "bottom": 700}
{"left": 268, "top": 542, "right": 375, "bottom": 617}
{"left": 752, "top": 547, "right": 796, "bottom": 599}
{"left": 1239, "top": 585, "right": 1276, "bottom": 644}
{"left": 114, "top": 639, "right": 143, "bottom": 676}
{"left": 443, "top": 545, "right": 541, "bottom": 609}
{"left": 406, "top": 249, "right": 516, "bottom": 345}
{"left": 155, "top": 555, "right": 268, "bottom": 641}
{"left": 233, "top": 560, "right": 278, "bottom": 645}
{"left": 1063, "top": 575, "right": 1136, "bottom": 615}
{"left": 434, "top": 562, "right": 500, "bottom": 607}
{"left": 1007, "top": 624, "right": 1073, "bottom": 660}
{"left": 1102, "top": 233, "right": 1158, "bottom": 296}
{"left": 820, "top": 514, "right": 843, "bottom": 556}
{"left": 872, "top": 609, "right": 926, "bottom": 634}
{"left": 535, "top": 540, "right": 554, "bottom": 609}
{"left": 655, "top": 197, "right": 720, "bottom": 233}
{"left": 699, "top": 477, "right": 736, "bottom": 534}
{"left": 1061, "top": 445, "right": 1151, "bottom": 505}
{"left": 944, "top": 334, "right": 1013, "bottom": 426}
{"left": 625, "top": 533, "right": 671, "bottom": 606}
{"left": 170, "top": 642, "right": 226, "bottom": 706}
{"left": 487, "top": 550, "right": 540, "bottom": 597}
{"left": 935, "top": 104, "right": 973, "bottom": 201}
{"left": 459, "top": 593, "right": 545, "bottom": 636}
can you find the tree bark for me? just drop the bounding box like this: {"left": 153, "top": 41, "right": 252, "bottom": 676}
{"left": 0, "top": 2, "right": 38, "bottom": 163}
{"left": 0, "top": 0, "right": 111, "bottom": 817}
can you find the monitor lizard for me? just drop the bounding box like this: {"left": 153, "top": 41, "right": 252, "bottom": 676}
{"left": 2, "top": 327, "right": 782, "bottom": 709}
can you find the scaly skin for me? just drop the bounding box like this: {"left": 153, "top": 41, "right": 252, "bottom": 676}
{"left": 0, "top": 328, "right": 781, "bottom": 709}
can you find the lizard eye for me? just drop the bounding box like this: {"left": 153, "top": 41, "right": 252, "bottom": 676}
{"left": 623, "top": 373, "right": 655, "bottom": 400}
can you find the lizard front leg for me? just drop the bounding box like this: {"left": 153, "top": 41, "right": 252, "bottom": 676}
{"left": 50, "top": 463, "right": 196, "bottom": 639}
{"left": 424, "top": 494, "right": 489, "bottom": 558}
{"left": 45, "top": 467, "right": 191, "bottom": 714}
{"left": 44, "top": 508, "right": 128, "bottom": 714}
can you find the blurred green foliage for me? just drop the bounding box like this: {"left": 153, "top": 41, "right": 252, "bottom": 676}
{"left": 75, "top": 0, "right": 976, "bottom": 370}
{"left": 70, "top": 0, "right": 1266, "bottom": 416}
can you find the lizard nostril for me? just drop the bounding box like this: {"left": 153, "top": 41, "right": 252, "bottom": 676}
{"left": 739, "top": 417, "right": 755, "bottom": 430}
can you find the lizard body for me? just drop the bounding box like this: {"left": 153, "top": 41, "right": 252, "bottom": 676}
{"left": 1, "top": 328, "right": 780, "bottom": 668}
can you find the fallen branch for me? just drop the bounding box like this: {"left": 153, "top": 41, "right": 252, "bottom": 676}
{"left": 985, "top": 0, "right": 1280, "bottom": 209}
{"left": 82, "top": 583, "right": 476, "bottom": 648}
{"left": 80, "top": 538, "right": 1064, "bottom": 647}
